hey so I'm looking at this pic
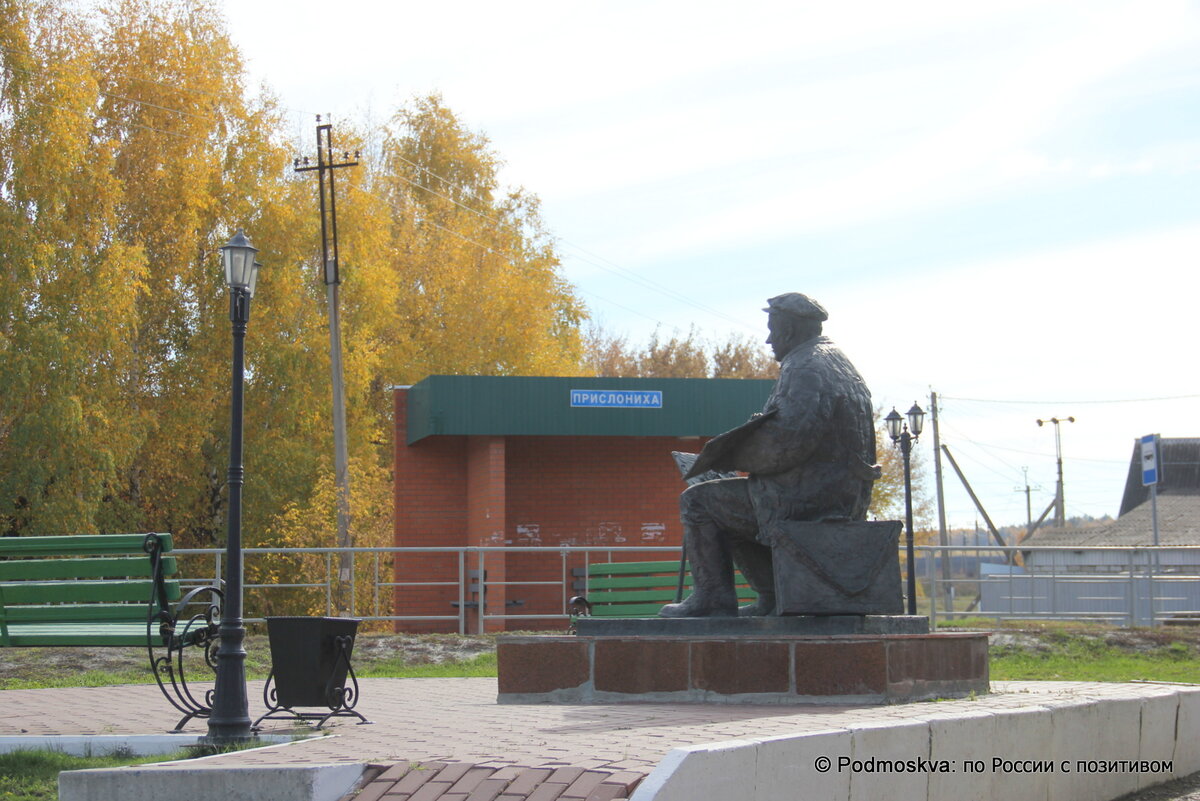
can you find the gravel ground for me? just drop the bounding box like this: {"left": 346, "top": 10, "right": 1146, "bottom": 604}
{"left": 0, "top": 632, "right": 496, "bottom": 683}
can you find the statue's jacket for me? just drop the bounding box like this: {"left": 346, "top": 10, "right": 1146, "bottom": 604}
{"left": 727, "top": 335, "right": 878, "bottom": 539}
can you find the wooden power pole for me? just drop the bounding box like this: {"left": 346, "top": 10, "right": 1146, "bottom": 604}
{"left": 295, "top": 119, "right": 359, "bottom": 612}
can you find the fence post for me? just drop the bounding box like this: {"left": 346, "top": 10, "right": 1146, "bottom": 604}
{"left": 927, "top": 547, "right": 938, "bottom": 630}
{"left": 477, "top": 549, "right": 486, "bottom": 635}
{"left": 457, "top": 550, "right": 466, "bottom": 635}
{"left": 349, "top": 549, "right": 357, "bottom": 617}
{"left": 373, "top": 552, "right": 380, "bottom": 618}
{"left": 325, "top": 552, "right": 333, "bottom": 616}
{"left": 1128, "top": 550, "right": 1137, "bottom": 627}
{"left": 560, "top": 550, "right": 568, "bottom": 615}
{"left": 1050, "top": 550, "right": 1058, "bottom": 616}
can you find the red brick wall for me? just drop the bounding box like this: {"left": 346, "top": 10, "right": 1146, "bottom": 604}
{"left": 504, "top": 435, "right": 693, "bottom": 549}
{"left": 502, "top": 435, "right": 695, "bottom": 626}
{"left": 467, "top": 436, "right": 507, "bottom": 631}
{"left": 393, "top": 387, "right": 705, "bottom": 632}
{"left": 393, "top": 389, "right": 468, "bottom": 632}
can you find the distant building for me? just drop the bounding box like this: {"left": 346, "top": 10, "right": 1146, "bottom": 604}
{"left": 981, "top": 438, "right": 1200, "bottom": 623}
{"left": 391, "top": 375, "right": 773, "bottom": 632}
{"left": 1022, "top": 437, "right": 1200, "bottom": 572}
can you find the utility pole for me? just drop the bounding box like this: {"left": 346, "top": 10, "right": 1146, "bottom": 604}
{"left": 929, "top": 391, "right": 952, "bottom": 612}
{"left": 1036, "top": 416, "right": 1075, "bottom": 528}
{"left": 1014, "top": 467, "right": 1043, "bottom": 530}
{"left": 296, "top": 119, "right": 359, "bottom": 612}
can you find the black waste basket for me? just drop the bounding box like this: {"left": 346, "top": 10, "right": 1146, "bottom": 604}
{"left": 253, "top": 616, "right": 371, "bottom": 729}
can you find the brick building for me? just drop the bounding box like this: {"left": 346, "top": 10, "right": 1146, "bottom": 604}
{"left": 392, "top": 375, "right": 772, "bottom": 632}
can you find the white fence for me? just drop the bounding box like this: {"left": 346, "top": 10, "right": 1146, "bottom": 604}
{"left": 919, "top": 545, "right": 1200, "bottom": 628}
{"left": 171, "top": 544, "right": 1200, "bottom": 631}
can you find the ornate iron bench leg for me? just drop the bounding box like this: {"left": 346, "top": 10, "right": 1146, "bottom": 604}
{"left": 148, "top": 585, "right": 223, "bottom": 733}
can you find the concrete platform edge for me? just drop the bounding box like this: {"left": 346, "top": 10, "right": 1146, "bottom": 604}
{"left": 58, "top": 762, "right": 366, "bottom": 801}
{"left": 629, "top": 683, "right": 1200, "bottom": 801}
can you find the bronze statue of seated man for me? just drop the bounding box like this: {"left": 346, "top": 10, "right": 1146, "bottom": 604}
{"left": 660, "top": 293, "right": 880, "bottom": 618}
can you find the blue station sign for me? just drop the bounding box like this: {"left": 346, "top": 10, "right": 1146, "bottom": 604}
{"left": 570, "top": 389, "right": 663, "bottom": 409}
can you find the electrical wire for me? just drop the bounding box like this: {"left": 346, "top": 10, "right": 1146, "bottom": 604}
{"left": 941, "top": 393, "right": 1200, "bottom": 405}
{"left": 1, "top": 43, "right": 781, "bottom": 336}
{"left": 345, "top": 182, "right": 668, "bottom": 328}
{"left": 384, "top": 153, "right": 757, "bottom": 332}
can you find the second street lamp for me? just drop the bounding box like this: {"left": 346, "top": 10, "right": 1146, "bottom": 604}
{"left": 887, "top": 403, "right": 925, "bottom": 615}
{"left": 206, "top": 230, "right": 260, "bottom": 744}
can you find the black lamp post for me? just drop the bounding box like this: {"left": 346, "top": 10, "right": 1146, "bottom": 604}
{"left": 886, "top": 402, "right": 925, "bottom": 616}
{"left": 206, "top": 230, "right": 260, "bottom": 744}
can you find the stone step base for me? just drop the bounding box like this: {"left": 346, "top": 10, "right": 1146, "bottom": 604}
{"left": 497, "top": 633, "right": 988, "bottom": 705}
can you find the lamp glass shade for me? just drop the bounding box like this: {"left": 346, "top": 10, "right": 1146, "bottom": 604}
{"left": 907, "top": 403, "right": 925, "bottom": 437}
{"left": 221, "top": 230, "right": 258, "bottom": 291}
{"left": 885, "top": 408, "right": 903, "bottom": 441}
{"left": 248, "top": 261, "right": 261, "bottom": 298}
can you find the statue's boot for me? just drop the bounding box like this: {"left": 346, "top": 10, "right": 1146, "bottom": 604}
{"left": 659, "top": 526, "right": 737, "bottom": 618}
{"left": 732, "top": 540, "right": 777, "bottom": 617}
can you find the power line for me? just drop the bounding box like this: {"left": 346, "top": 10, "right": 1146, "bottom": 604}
{"left": 347, "top": 181, "right": 669, "bottom": 329}
{"left": 385, "top": 154, "right": 757, "bottom": 333}
{"left": 15, "top": 95, "right": 190, "bottom": 140}
{"left": 4, "top": 43, "right": 754, "bottom": 337}
{"left": 941, "top": 393, "right": 1200, "bottom": 405}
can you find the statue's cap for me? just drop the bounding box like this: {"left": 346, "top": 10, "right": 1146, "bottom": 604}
{"left": 763, "top": 293, "right": 828, "bottom": 321}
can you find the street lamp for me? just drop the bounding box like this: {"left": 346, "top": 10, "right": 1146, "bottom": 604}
{"left": 887, "top": 403, "right": 925, "bottom": 615}
{"left": 1036, "top": 416, "right": 1075, "bottom": 527}
{"left": 206, "top": 230, "right": 260, "bottom": 744}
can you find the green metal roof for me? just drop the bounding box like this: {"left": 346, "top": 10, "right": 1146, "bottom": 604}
{"left": 403, "top": 375, "right": 774, "bottom": 444}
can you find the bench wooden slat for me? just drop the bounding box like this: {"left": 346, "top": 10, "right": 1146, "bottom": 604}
{"left": 3, "top": 623, "right": 168, "bottom": 647}
{"left": 586, "top": 570, "right": 750, "bottom": 590}
{"left": 579, "top": 560, "right": 758, "bottom": 618}
{"left": 586, "top": 561, "right": 681, "bottom": 576}
{"left": 587, "top": 575, "right": 694, "bottom": 590}
{"left": 0, "top": 533, "right": 173, "bottom": 557}
{"left": 590, "top": 602, "right": 673, "bottom": 617}
{"left": 0, "top": 579, "right": 181, "bottom": 605}
{"left": 0, "top": 556, "right": 177, "bottom": 581}
{"left": 3, "top": 603, "right": 161, "bottom": 623}
{"left": 587, "top": 587, "right": 758, "bottom": 604}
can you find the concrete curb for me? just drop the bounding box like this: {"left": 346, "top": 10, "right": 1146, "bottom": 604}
{"left": 58, "top": 762, "right": 366, "bottom": 801}
{"left": 0, "top": 733, "right": 297, "bottom": 756}
{"left": 630, "top": 683, "right": 1200, "bottom": 801}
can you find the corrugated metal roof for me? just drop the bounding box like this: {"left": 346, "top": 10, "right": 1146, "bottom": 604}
{"left": 1119, "top": 437, "right": 1200, "bottom": 516}
{"left": 403, "top": 375, "right": 775, "bottom": 444}
{"left": 1023, "top": 494, "right": 1200, "bottom": 547}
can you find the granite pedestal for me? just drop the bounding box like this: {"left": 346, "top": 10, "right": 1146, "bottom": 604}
{"left": 497, "top": 617, "right": 988, "bottom": 706}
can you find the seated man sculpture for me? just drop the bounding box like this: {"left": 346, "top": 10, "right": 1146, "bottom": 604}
{"left": 659, "top": 293, "right": 880, "bottom": 617}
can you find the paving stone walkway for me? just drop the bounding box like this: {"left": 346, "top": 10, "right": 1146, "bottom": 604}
{"left": 0, "top": 678, "right": 1191, "bottom": 800}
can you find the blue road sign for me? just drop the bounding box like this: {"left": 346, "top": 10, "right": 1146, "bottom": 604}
{"left": 1141, "top": 434, "right": 1160, "bottom": 486}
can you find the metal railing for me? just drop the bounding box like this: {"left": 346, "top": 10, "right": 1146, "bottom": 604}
{"left": 174, "top": 545, "right": 681, "bottom": 633}
{"left": 918, "top": 544, "right": 1200, "bottom": 628}
{"left": 171, "top": 543, "right": 1200, "bottom": 632}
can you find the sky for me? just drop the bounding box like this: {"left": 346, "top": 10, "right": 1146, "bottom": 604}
{"left": 225, "top": 0, "right": 1200, "bottom": 531}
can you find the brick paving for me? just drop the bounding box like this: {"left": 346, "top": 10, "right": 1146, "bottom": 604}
{"left": 0, "top": 678, "right": 1187, "bottom": 800}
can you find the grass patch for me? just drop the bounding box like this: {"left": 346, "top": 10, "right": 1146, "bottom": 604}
{"left": 0, "top": 651, "right": 498, "bottom": 690}
{"left": 357, "top": 651, "right": 497, "bottom": 678}
{"left": 0, "top": 748, "right": 187, "bottom": 800}
{"left": 990, "top": 632, "right": 1200, "bottom": 682}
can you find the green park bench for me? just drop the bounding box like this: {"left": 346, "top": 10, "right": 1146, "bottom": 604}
{"left": 573, "top": 559, "right": 758, "bottom": 618}
{"left": 0, "top": 533, "right": 222, "bottom": 731}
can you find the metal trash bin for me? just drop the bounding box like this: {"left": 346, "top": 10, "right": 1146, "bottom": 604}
{"left": 252, "top": 616, "right": 371, "bottom": 729}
